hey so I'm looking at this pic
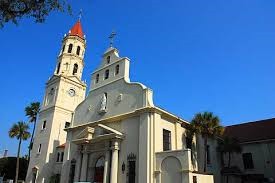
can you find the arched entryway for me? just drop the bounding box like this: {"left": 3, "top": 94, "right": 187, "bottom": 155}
{"left": 161, "top": 156, "right": 182, "bottom": 183}
{"left": 94, "top": 156, "right": 105, "bottom": 183}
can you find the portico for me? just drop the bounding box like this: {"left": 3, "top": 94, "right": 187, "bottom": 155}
{"left": 70, "top": 124, "right": 124, "bottom": 183}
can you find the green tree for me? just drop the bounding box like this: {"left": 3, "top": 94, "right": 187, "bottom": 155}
{"left": 8, "top": 121, "right": 31, "bottom": 183}
{"left": 25, "top": 102, "right": 40, "bottom": 161}
{"left": 188, "top": 112, "right": 224, "bottom": 172}
{"left": 0, "top": 0, "right": 71, "bottom": 27}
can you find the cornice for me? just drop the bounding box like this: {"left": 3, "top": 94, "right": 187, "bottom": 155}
{"left": 46, "top": 75, "right": 86, "bottom": 88}
{"left": 40, "top": 105, "right": 74, "bottom": 115}
{"left": 66, "top": 107, "right": 189, "bottom": 132}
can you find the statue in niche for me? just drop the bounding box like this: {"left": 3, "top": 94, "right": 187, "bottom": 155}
{"left": 99, "top": 93, "right": 107, "bottom": 113}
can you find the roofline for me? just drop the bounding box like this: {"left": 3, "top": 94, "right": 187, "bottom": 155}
{"left": 225, "top": 117, "right": 275, "bottom": 128}
{"left": 239, "top": 138, "right": 275, "bottom": 145}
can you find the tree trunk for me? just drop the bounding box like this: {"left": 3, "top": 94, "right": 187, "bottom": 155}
{"left": 15, "top": 138, "right": 22, "bottom": 183}
{"left": 28, "top": 117, "right": 37, "bottom": 162}
{"left": 204, "top": 137, "right": 208, "bottom": 172}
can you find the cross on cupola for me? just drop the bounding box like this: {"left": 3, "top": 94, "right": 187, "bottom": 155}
{"left": 78, "top": 9, "right": 83, "bottom": 21}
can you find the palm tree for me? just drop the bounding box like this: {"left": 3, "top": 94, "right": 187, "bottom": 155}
{"left": 9, "top": 121, "right": 31, "bottom": 183}
{"left": 189, "top": 112, "right": 224, "bottom": 172}
{"left": 25, "top": 102, "right": 40, "bottom": 161}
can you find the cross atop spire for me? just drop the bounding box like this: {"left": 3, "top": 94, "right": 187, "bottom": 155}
{"left": 78, "top": 9, "right": 83, "bottom": 21}
{"left": 108, "top": 31, "right": 116, "bottom": 47}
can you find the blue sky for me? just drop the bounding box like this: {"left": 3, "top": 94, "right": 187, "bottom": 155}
{"left": 0, "top": 0, "right": 275, "bottom": 156}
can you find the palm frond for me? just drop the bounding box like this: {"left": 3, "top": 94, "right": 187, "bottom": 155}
{"left": 8, "top": 121, "right": 31, "bottom": 141}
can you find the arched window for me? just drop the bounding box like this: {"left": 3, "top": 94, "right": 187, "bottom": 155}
{"left": 76, "top": 46, "right": 81, "bottom": 56}
{"left": 96, "top": 74, "right": 99, "bottom": 83}
{"left": 56, "top": 62, "right": 61, "bottom": 74}
{"left": 105, "top": 69, "right": 109, "bottom": 80}
{"left": 94, "top": 157, "right": 105, "bottom": 183}
{"left": 32, "top": 167, "right": 38, "bottom": 183}
{"left": 115, "top": 65, "right": 120, "bottom": 75}
{"left": 68, "top": 44, "right": 73, "bottom": 53}
{"left": 73, "top": 64, "right": 78, "bottom": 75}
{"left": 57, "top": 152, "right": 60, "bottom": 162}
{"left": 107, "top": 56, "right": 111, "bottom": 64}
{"left": 61, "top": 152, "right": 64, "bottom": 162}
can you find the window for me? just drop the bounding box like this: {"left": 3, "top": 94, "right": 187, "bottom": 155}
{"left": 32, "top": 168, "right": 38, "bottom": 183}
{"left": 186, "top": 137, "right": 192, "bottom": 149}
{"left": 38, "top": 144, "right": 42, "bottom": 154}
{"left": 68, "top": 44, "right": 73, "bottom": 53}
{"left": 57, "top": 152, "right": 60, "bottom": 162}
{"left": 207, "top": 145, "right": 211, "bottom": 164}
{"left": 60, "top": 152, "right": 64, "bottom": 162}
{"left": 105, "top": 69, "right": 109, "bottom": 80}
{"left": 128, "top": 153, "right": 136, "bottom": 183}
{"left": 56, "top": 62, "right": 61, "bottom": 74}
{"left": 49, "top": 88, "right": 55, "bottom": 95}
{"left": 96, "top": 74, "right": 99, "bottom": 83}
{"left": 42, "top": 120, "right": 46, "bottom": 130}
{"left": 65, "top": 122, "right": 71, "bottom": 128}
{"left": 115, "top": 65, "right": 120, "bottom": 75}
{"left": 76, "top": 46, "right": 81, "bottom": 56}
{"left": 163, "top": 129, "right": 171, "bottom": 151}
{"left": 243, "top": 153, "right": 254, "bottom": 169}
{"left": 73, "top": 64, "right": 78, "bottom": 75}
{"left": 107, "top": 56, "right": 111, "bottom": 64}
{"left": 193, "top": 176, "right": 197, "bottom": 183}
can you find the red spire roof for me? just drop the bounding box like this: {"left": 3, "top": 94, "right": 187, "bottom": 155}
{"left": 69, "top": 20, "right": 84, "bottom": 39}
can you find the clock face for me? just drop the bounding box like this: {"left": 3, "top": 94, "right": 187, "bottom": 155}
{"left": 68, "top": 89, "right": 76, "bottom": 97}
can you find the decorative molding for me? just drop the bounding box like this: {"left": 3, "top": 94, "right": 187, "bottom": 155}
{"left": 66, "top": 106, "right": 188, "bottom": 132}
{"left": 127, "top": 153, "right": 136, "bottom": 161}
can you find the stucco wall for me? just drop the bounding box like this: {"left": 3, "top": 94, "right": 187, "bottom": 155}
{"left": 223, "top": 141, "right": 275, "bottom": 181}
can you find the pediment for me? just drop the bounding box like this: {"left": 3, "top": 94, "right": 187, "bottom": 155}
{"left": 47, "top": 75, "right": 60, "bottom": 83}
{"left": 76, "top": 126, "right": 95, "bottom": 140}
{"left": 97, "top": 124, "right": 123, "bottom": 136}
{"left": 67, "top": 76, "right": 85, "bottom": 84}
{"left": 73, "top": 124, "right": 123, "bottom": 144}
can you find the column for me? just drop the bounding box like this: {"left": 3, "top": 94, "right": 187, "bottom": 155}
{"left": 110, "top": 140, "right": 119, "bottom": 183}
{"left": 103, "top": 144, "right": 110, "bottom": 183}
{"left": 74, "top": 151, "right": 82, "bottom": 182}
{"left": 80, "top": 148, "right": 88, "bottom": 181}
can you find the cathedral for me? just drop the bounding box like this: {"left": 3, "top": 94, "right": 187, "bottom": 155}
{"left": 26, "top": 20, "right": 214, "bottom": 183}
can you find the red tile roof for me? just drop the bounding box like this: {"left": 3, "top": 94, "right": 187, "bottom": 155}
{"left": 69, "top": 20, "right": 84, "bottom": 39}
{"left": 56, "top": 143, "right": 66, "bottom": 148}
{"left": 224, "top": 118, "right": 275, "bottom": 143}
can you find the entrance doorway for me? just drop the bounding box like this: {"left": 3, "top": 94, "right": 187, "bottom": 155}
{"left": 94, "top": 157, "right": 105, "bottom": 183}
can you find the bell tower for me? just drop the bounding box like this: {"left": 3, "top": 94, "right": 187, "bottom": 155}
{"left": 26, "top": 20, "right": 87, "bottom": 183}
{"left": 55, "top": 20, "right": 86, "bottom": 79}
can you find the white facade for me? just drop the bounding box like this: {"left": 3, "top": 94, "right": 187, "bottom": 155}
{"left": 26, "top": 21, "right": 214, "bottom": 183}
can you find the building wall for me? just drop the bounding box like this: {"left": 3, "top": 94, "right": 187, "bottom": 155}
{"left": 196, "top": 136, "right": 222, "bottom": 183}
{"left": 223, "top": 141, "right": 275, "bottom": 181}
